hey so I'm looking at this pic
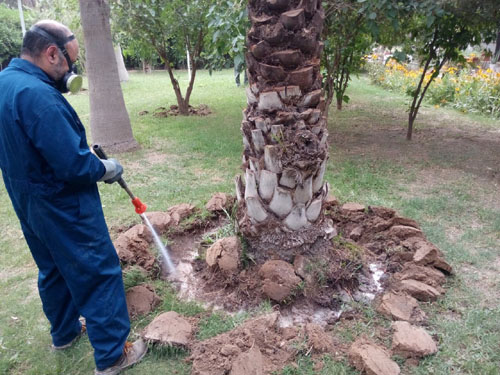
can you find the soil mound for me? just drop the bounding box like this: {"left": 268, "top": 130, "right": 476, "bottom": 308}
{"left": 152, "top": 104, "right": 212, "bottom": 118}
{"left": 190, "top": 312, "right": 328, "bottom": 375}
{"left": 114, "top": 195, "right": 453, "bottom": 373}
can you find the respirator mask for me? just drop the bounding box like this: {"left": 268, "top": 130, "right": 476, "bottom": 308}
{"left": 30, "top": 26, "right": 83, "bottom": 94}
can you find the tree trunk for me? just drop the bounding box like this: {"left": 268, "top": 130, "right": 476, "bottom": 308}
{"left": 79, "top": 0, "right": 138, "bottom": 152}
{"left": 237, "top": 0, "right": 329, "bottom": 259}
{"left": 114, "top": 44, "right": 129, "bottom": 82}
{"left": 336, "top": 96, "right": 343, "bottom": 110}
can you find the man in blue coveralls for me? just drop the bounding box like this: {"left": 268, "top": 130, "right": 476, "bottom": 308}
{"left": 0, "top": 20, "right": 147, "bottom": 374}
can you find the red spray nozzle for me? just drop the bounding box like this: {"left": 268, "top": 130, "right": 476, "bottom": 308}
{"left": 132, "top": 197, "right": 147, "bottom": 214}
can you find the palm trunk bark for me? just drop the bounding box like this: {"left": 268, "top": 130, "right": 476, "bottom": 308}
{"left": 80, "top": 0, "right": 138, "bottom": 152}
{"left": 237, "top": 0, "right": 328, "bottom": 258}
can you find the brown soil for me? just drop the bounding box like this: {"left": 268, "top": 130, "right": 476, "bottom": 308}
{"left": 151, "top": 104, "right": 213, "bottom": 118}
{"left": 118, "top": 197, "right": 452, "bottom": 373}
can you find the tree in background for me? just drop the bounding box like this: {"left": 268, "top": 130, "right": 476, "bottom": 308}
{"left": 237, "top": 0, "right": 329, "bottom": 255}
{"left": 321, "top": 0, "right": 371, "bottom": 116}
{"left": 395, "top": 0, "right": 498, "bottom": 140}
{"left": 112, "top": 0, "right": 213, "bottom": 115}
{"left": 79, "top": 0, "right": 138, "bottom": 151}
{"left": 0, "top": 3, "right": 26, "bottom": 69}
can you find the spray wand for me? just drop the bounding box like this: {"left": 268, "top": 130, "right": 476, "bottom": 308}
{"left": 93, "top": 144, "right": 176, "bottom": 274}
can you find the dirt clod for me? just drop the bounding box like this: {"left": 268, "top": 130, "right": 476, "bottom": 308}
{"left": 376, "top": 292, "right": 426, "bottom": 323}
{"left": 349, "top": 338, "right": 400, "bottom": 375}
{"left": 341, "top": 202, "right": 366, "bottom": 212}
{"left": 144, "top": 211, "right": 171, "bottom": 234}
{"left": 167, "top": 203, "right": 196, "bottom": 226}
{"left": 391, "top": 321, "right": 438, "bottom": 358}
{"left": 114, "top": 224, "right": 156, "bottom": 271}
{"left": 412, "top": 240, "right": 453, "bottom": 274}
{"left": 126, "top": 284, "right": 160, "bottom": 318}
{"left": 259, "top": 260, "right": 302, "bottom": 302}
{"left": 393, "top": 264, "right": 446, "bottom": 289}
{"left": 190, "top": 313, "right": 296, "bottom": 375}
{"left": 206, "top": 192, "right": 234, "bottom": 212}
{"left": 230, "top": 345, "right": 264, "bottom": 375}
{"left": 388, "top": 225, "right": 423, "bottom": 240}
{"left": 395, "top": 279, "right": 442, "bottom": 302}
{"left": 305, "top": 323, "right": 334, "bottom": 353}
{"left": 206, "top": 236, "right": 241, "bottom": 273}
{"left": 142, "top": 311, "right": 193, "bottom": 347}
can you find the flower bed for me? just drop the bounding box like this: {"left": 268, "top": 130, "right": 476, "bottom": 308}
{"left": 367, "top": 59, "right": 500, "bottom": 118}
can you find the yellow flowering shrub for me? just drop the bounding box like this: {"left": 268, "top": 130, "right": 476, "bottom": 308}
{"left": 368, "top": 60, "right": 500, "bottom": 118}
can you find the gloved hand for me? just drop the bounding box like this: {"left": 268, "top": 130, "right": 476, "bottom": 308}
{"left": 99, "top": 158, "right": 123, "bottom": 184}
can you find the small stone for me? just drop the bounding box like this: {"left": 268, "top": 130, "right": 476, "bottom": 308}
{"left": 349, "top": 338, "right": 400, "bottom": 375}
{"left": 392, "top": 321, "right": 438, "bottom": 358}
{"left": 342, "top": 202, "right": 365, "bottom": 212}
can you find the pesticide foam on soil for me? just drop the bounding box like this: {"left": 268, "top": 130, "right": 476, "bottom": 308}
{"left": 140, "top": 213, "right": 176, "bottom": 275}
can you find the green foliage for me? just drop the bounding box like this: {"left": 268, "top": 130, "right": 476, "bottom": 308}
{"left": 203, "top": 0, "right": 248, "bottom": 73}
{"left": 321, "top": 0, "right": 402, "bottom": 113}
{"left": 0, "top": 4, "right": 24, "bottom": 67}
{"left": 112, "top": 0, "right": 211, "bottom": 67}
{"left": 390, "top": 0, "right": 498, "bottom": 137}
{"left": 111, "top": 0, "right": 215, "bottom": 111}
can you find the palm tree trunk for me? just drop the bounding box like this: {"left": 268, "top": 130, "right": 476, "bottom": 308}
{"left": 237, "top": 0, "right": 328, "bottom": 257}
{"left": 79, "top": 0, "right": 138, "bottom": 152}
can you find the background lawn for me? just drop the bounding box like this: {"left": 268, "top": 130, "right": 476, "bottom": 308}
{"left": 0, "top": 69, "right": 498, "bottom": 374}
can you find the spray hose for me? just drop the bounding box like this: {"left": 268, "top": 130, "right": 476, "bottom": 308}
{"left": 92, "top": 144, "right": 147, "bottom": 214}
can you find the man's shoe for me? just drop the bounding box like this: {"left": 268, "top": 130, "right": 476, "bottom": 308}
{"left": 94, "top": 339, "right": 147, "bottom": 375}
{"left": 51, "top": 319, "right": 87, "bottom": 350}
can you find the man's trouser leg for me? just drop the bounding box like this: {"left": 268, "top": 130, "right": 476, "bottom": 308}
{"left": 21, "top": 223, "right": 82, "bottom": 347}
{"left": 14, "top": 189, "right": 130, "bottom": 370}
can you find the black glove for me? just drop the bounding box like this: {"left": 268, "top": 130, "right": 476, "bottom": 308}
{"left": 99, "top": 158, "right": 123, "bottom": 184}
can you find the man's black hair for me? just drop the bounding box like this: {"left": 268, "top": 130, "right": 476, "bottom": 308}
{"left": 21, "top": 23, "right": 69, "bottom": 58}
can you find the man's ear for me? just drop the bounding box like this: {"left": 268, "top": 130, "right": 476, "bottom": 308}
{"left": 46, "top": 45, "right": 59, "bottom": 64}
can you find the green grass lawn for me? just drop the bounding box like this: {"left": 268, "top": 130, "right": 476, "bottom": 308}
{"left": 0, "top": 69, "right": 499, "bottom": 374}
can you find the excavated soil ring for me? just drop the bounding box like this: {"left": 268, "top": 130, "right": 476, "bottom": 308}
{"left": 116, "top": 195, "right": 452, "bottom": 373}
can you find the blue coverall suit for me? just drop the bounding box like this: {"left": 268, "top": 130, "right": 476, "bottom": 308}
{"left": 0, "top": 58, "right": 130, "bottom": 370}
